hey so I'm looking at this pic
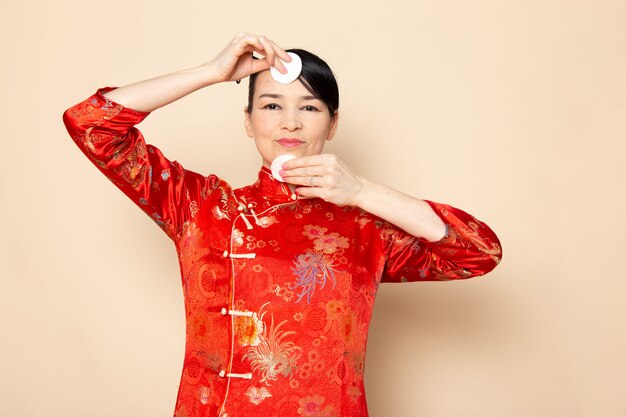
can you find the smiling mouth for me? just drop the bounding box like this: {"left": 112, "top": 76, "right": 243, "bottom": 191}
{"left": 276, "top": 138, "right": 304, "bottom": 148}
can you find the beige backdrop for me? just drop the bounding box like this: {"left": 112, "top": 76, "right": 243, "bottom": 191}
{"left": 2, "top": 1, "right": 625, "bottom": 416}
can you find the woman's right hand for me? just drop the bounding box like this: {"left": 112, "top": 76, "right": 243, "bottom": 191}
{"left": 204, "top": 32, "right": 291, "bottom": 84}
{"left": 101, "top": 32, "right": 290, "bottom": 112}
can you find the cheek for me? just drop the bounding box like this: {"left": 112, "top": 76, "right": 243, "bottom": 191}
{"left": 312, "top": 120, "right": 334, "bottom": 139}
{"left": 303, "top": 113, "right": 331, "bottom": 131}
{"left": 250, "top": 114, "right": 276, "bottom": 135}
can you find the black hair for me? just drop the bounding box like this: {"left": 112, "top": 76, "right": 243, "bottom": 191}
{"left": 247, "top": 48, "right": 339, "bottom": 118}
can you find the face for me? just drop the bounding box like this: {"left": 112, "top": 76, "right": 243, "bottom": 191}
{"left": 244, "top": 70, "right": 339, "bottom": 168}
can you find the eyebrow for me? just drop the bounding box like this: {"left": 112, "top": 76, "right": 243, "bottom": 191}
{"left": 258, "top": 93, "right": 319, "bottom": 101}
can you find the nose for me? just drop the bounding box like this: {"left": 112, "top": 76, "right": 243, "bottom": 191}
{"left": 279, "top": 110, "right": 302, "bottom": 131}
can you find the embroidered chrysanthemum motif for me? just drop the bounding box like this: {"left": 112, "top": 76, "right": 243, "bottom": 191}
{"left": 291, "top": 250, "right": 338, "bottom": 303}
{"left": 242, "top": 303, "right": 302, "bottom": 384}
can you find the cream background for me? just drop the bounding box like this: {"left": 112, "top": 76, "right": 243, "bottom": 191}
{"left": 1, "top": 1, "right": 625, "bottom": 416}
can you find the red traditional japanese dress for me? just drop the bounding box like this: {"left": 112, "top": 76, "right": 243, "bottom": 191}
{"left": 63, "top": 88, "right": 502, "bottom": 417}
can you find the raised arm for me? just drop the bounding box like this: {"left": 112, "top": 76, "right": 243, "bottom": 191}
{"left": 102, "top": 32, "right": 292, "bottom": 112}
{"left": 62, "top": 33, "right": 292, "bottom": 239}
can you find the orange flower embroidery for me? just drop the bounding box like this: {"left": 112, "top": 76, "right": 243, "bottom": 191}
{"left": 234, "top": 313, "right": 263, "bottom": 347}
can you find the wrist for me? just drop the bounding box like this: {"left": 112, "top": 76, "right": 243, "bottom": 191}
{"left": 353, "top": 176, "right": 374, "bottom": 208}
{"left": 193, "top": 61, "right": 225, "bottom": 87}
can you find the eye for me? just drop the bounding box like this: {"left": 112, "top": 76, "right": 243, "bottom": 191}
{"left": 262, "top": 103, "right": 281, "bottom": 110}
{"left": 302, "top": 105, "right": 320, "bottom": 112}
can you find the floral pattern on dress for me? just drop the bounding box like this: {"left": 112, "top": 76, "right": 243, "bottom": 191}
{"left": 290, "top": 225, "right": 349, "bottom": 303}
{"left": 242, "top": 303, "right": 302, "bottom": 385}
{"left": 245, "top": 386, "right": 272, "bottom": 405}
{"left": 303, "top": 225, "right": 349, "bottom": 254}
{"left": 291, "top": 250, "right": 338, "bottom": 303}
{"left": 313, "top": 232, "right": 349, "bottom": 254}
{"left": 234, "top": 312, "right": 264, "bottom": 347}
{"left": 255, "top": 215, "right": 279, "bottom": 228}
{"left": 231, "top": 228, "right": 244, "bottom": 248}
{"left": 297, "top": 395, "right": 337, "bottom": 417}
{"left": 270, "top": 282, "right": 296, "bottom": 302}
{"left": 177, "top": 223, "right": 212, "bottom": 293}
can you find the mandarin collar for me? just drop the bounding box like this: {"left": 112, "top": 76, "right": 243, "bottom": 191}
{"left": 249, "top": 166, "right": 297, "bottom": 205}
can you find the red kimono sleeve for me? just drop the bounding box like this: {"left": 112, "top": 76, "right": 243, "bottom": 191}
{"left": 63, "top": 87, "right": 220, "bottom": 241}
{"left": 380, "top": 200, "right": 502, "bottom": 283}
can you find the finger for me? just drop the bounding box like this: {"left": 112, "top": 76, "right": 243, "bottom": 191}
{"left": 295, "top": 186, "right": 323, "bottom": 199}
{"left": 243, "top": 33, "right": 264, "bottom": 50}
{"left": 249, "top": 57, "right": 271, "bottom": 74}
{"left": 280, "top": 165, "right": 326, "bottom": 179}
{"left": 271, "top": 41, "right": 292, "bottom": 62}
{"left": 273, "top": 55, "right": 287, "bottom": 74}
{"left": 283, "top": 175, "right": 321, "bottom": 188}
{"left": 236, "top": 34, "right": 265, "bottom": 57}
{"left": 282, "top": 154, "right": 329, "bottom": 170}
{"left": 267, "top": 40, "right": 290, "bottom": 73}
{"left": 257, "top": 36, "right": 277, "bottom": 67}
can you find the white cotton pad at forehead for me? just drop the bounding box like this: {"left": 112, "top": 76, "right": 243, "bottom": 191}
{"left": 270, "top": 52, "right": 302, "bottom": 84}
{"left": 271, "top": 154, "right": 297, "bottom": 182}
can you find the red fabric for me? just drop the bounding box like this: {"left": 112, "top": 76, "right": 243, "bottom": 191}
{"left": 63, "top": 88, "right": 502, "bottom": 417}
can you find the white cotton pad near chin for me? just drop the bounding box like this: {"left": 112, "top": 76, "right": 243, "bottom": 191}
{"left": 271, "top": 154, "right": 297, "bottom": 182}
{"left": 270, "top": 52, "right": 302, "bottom": 84}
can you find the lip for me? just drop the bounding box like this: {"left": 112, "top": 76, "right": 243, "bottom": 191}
{"left": 276, "top": 138, "right": 304, "bottom": 148}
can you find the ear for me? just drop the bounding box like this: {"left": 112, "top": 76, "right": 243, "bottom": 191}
{"left": 326, "top": 111, "right": 339, "bottom": 141}
{"left": 244, "top": 106, "right": 254, "bottom": 138}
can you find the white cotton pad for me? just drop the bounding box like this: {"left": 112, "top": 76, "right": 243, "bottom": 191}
{"left": 271, "top": 154, "right": 297, "bottom": 182}
{"left": 270, "top": 52, "right": 302, "bottom": 84}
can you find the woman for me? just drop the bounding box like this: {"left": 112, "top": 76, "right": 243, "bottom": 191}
{"left": 63, "top": 33, "right": 502, "bottom": 417}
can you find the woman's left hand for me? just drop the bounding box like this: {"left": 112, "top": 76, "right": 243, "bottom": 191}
{"left": 282, "top": 153, "right": 448, "bottom": 242}
{"left": 280, "top": 154, "right": 365, "bottom": 206}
